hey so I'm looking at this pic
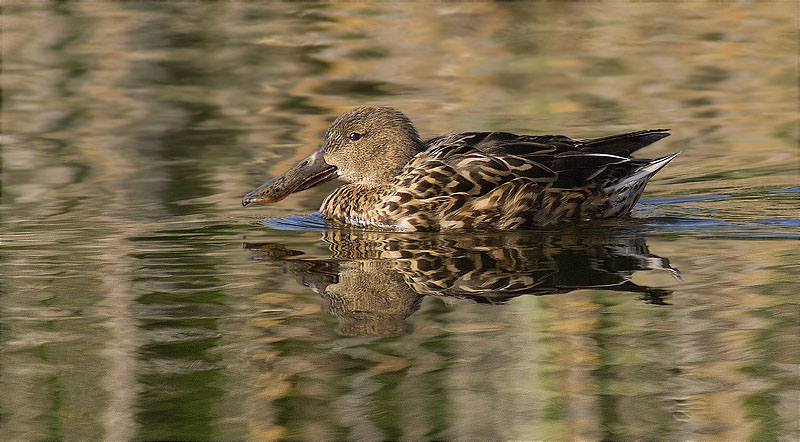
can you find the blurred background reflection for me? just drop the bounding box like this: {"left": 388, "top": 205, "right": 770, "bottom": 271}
{"left": 2, "top": 2, "right": 798, "bottom": 440}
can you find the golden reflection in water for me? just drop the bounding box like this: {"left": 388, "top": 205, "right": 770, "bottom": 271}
{"left": 238, "top": 228, "right": 797, "bottom": 440}
{"left": 238, "top": 230, "right": 797, "bottom": 440}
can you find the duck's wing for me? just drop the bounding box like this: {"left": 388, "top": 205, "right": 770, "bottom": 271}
{"left": 409, "top": 129, "right": 671, "bottom": 195}
{"left": 424, "top": 129, "right": 669, "bottom": 157}
{"left": 393, "top": 132, "right": 559, "bottom": 199}
{"left": 578, "top": 128, "right": 671, "bottom": 156}
{"left": 547, "top": 129, "right": 672, "bottom": 187}
{"left": 424, "top": 131, "right": 577, "bottom": 156}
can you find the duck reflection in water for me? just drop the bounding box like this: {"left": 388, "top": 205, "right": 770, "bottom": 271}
{"left": 245, "top": 227, "right": 679, "bottom": 337}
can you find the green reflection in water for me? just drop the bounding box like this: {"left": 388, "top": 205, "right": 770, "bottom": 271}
{"left": 136, "top": 368, "right": 224, "bottom": 440}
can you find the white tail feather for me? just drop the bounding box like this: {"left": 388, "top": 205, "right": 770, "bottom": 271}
{"left": 609, "top": 152, "right": 681, "bottom": 190}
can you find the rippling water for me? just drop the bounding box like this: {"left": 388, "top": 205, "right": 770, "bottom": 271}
{"left": 3, "top": 2, "right": 798, "bottom": 440}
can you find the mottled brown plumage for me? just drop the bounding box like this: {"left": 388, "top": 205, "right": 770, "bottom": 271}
{"left": 243, "top": 106, "right": 678, "bottom": 231}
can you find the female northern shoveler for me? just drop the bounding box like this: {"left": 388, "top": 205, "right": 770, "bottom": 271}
{"left": 243, "top": 106, "right": 678, "bottom": 231}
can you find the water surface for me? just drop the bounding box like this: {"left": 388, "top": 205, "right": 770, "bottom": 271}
{"left": 2, "top": 2, "right": 798, "bottom": 440}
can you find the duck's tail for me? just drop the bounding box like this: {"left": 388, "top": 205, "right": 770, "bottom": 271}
{"left": 608, "top": 151, "right": 681, "bottom": 191}
{"left": 581, "top": 129, "right": 671, "bottom": 157}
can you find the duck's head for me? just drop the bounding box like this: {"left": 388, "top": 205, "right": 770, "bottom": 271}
{"left": 243, "top": 106, "right": 424, "bottom": 206}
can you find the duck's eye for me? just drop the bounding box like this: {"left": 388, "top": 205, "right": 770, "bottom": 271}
{"left": 348, "top": 132, "right": 362, "bottom": 141}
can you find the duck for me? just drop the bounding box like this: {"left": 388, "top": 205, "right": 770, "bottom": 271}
{"left": 242, "top": 106, "right": 678, "bottom": 231}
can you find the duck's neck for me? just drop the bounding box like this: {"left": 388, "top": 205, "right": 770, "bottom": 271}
{"left": 320, "top": 184, "right": 394, "bottom": 228}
